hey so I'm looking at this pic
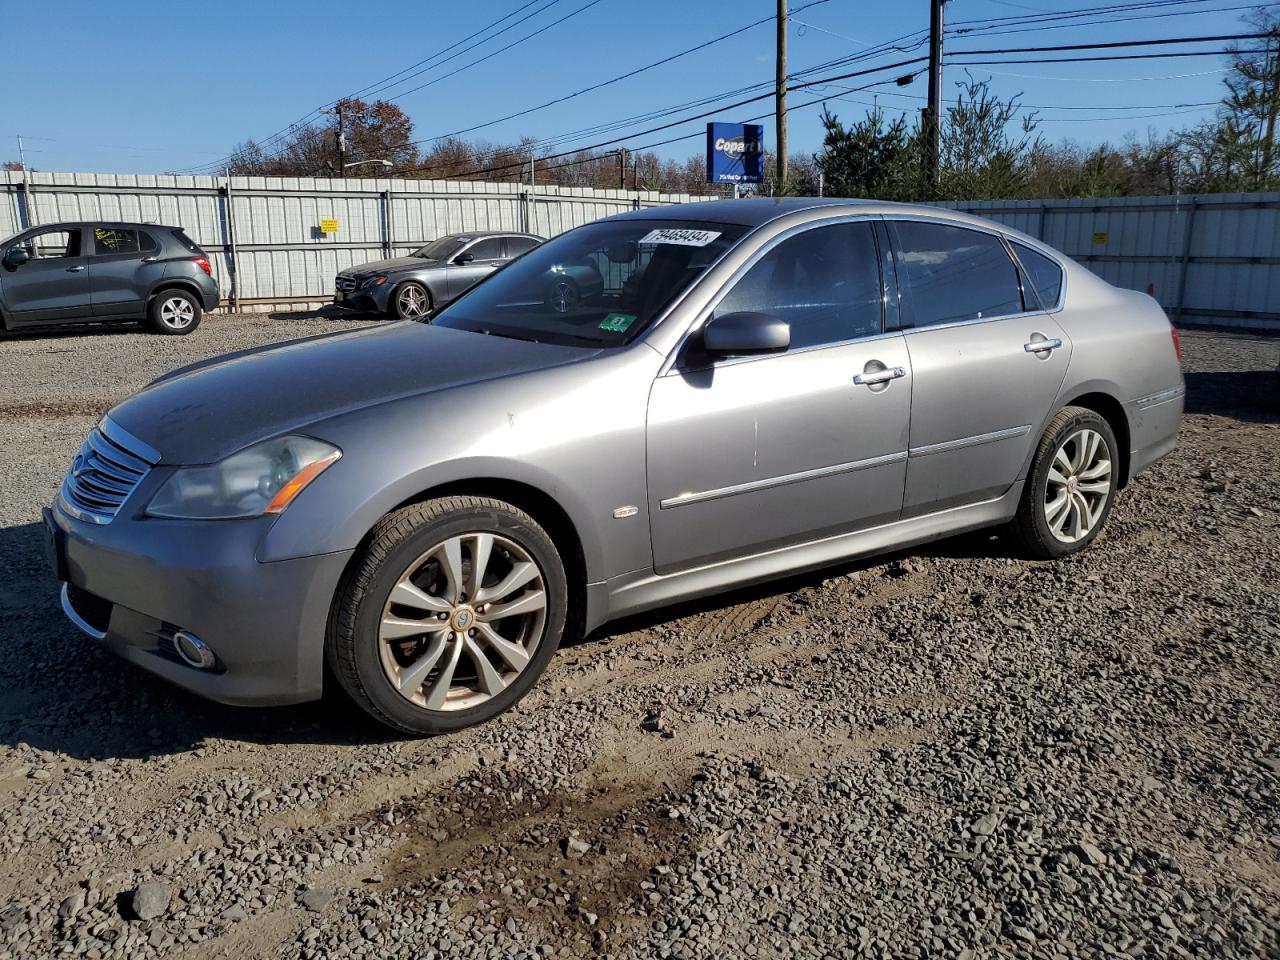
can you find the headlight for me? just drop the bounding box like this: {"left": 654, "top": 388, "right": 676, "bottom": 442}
{"left": 146, "top": 435, "right": 341, "bottom": 520}
{"left": 361, "top": 276, "right": 388, "bottom": 289}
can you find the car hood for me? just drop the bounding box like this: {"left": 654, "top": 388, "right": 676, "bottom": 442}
{"left": 337, "top": 256, "right": 433, "bottom": 277}
{"left": 107, "top": 322, "right": 597, "bottom": 464}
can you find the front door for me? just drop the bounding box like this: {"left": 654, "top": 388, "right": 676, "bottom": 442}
{"left": 885, "top": 219, "right": 1072, "bottom": 515}
{"left": 1, "top": 227, "right": 90, "bottom": 324}
{"left": 446, "top": 236, "right": 506, "bottom": 300}
{"left": 647, "top": 221, "right": 912, "bottom": 573}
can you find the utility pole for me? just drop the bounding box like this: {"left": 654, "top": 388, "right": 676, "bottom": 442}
{"left": 924, "top": 0, "right": 945, "bottom": 193}
{"left": 335, "top": 105, "right": 348, "bottom": 175}
{"left": 618, "top": 149, "right": 627, "bottom": 189}
{"left": 16, "top": 135, "right": 27, "bottom": 171}
{"left": 776, "top": 0, "right": 788, "bottom": 188}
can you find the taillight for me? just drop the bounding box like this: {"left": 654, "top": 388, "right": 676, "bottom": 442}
{"left": 192, "top": 256, "right": 212, "bottom": 277}
{"left": 1170, "top": 324, "right": 1181, "bottom": 362}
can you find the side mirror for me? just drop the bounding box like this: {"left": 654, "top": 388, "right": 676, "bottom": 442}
{"left": 4, "top": 247, "right": 31, "bottom": 267}
{"left": 453, "top": 252, "right": 475, "bottom": 265}
{"left": 701, "top": 311, "right": 790, "bottom": 357}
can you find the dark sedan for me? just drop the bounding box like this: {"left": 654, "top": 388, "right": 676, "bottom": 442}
{"left": 334, "top": 231, "right": 542, "bottom": 319}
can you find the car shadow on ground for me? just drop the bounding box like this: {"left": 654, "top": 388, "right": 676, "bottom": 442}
{"left": 0, "top": 321, "right": 149, "bottom": 341}
{"left": 1184, "top": 369, "right": 1279, "bottom": 422}
{"left": 266, "top": 306, "right": 385, "bottom": 323}
{"left": 0, "top": 515, "right": 1018, "bottom": 760}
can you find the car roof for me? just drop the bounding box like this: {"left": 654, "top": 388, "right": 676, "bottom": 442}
{"left": 19, "top": 221, "right": 182, "bottom": 231}
{"left": 443, "top": 230, "right": 542, "bottom": 239}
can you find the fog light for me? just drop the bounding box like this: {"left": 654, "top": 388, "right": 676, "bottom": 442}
{"left": 173, "top": 630, "right": 216, "bottom": 670}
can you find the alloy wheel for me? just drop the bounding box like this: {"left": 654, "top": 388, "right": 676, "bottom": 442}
{"left": 397, "top": 284, "right": 430, "bottom": 319}
{"left": 378, "top": 532, "right": 547, "bottom": 711}
{"left": 1044, "top": 427, "right": 1112, "bottom": 543}
{"left": 159, "top": 296, "right": 195, "bottom": 330}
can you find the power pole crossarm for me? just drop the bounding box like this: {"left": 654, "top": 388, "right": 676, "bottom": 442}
{"left": 777, "top": 0, "right": 789, "bottom": 188}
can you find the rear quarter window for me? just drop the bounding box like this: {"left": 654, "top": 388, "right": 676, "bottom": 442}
{"left": 170, "top": 229, "right": 203, "bottom": 254}
{"left": 1013, "top": 242, "right": 1064, "bottom": 309}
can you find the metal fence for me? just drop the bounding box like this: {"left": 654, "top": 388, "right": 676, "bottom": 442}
{"left": 939, "top": 192, "right": 1280, "bottom": 332}
{"left": 0, "top": 172, "right": 711, "bottom": 311}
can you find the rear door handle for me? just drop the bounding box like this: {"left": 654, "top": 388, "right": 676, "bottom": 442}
{"left": 1024, "top": 336, "right": 1062, "bottom": 354}
{"left": 853, "top": 365, "right": 906, "bottom": 386}
{"left": 65, "top": 265, "right": 85, "bottom": 272}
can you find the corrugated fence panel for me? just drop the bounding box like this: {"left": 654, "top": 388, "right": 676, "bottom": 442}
{"left": 940, "top": 192, "right": 1280, "bottom": 330}
{"left": 5, "top": 173, "right": 1270, "bottom": 328}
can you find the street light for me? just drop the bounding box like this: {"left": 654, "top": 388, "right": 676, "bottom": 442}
{"left": 342, "top": 159, "right": 393, "bottom": 172}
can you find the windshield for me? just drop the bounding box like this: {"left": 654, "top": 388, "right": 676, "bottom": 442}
{"left": 413, "top": 235, "right": 469, "bottom": 260}
{"left": 430, "top": 219, "right": 748, "bottom": 347}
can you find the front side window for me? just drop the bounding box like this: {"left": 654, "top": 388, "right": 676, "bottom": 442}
{"left": 891, "top": 221, "right": 1023, "bottom": 328}
{"left": 431, "top": 219, "right": 748, "bottom": 348}
{"left": 1013, "top": 241, "right": 1064, "bottom": 309}
{"left": 94, "top": 228, "right": 141, "bottom": 255}
{"left": 462, "top": 238, "right": 504, "bottom": 262}
{"left": 714, "top": 222, "right": 882, "bottom": 351}
{"left": 12, "top": 229, "right": 81, "bottom": 260}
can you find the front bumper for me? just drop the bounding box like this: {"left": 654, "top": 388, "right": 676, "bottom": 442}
{"left": 46, "top": 504, "right": 352, "bottom": 706}
{"left": 333, "top": 278, "right": 391, "bottom": 314}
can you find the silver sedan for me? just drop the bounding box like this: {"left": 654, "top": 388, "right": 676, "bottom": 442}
{"left": 48, "top": 198, "right": 1183, "bottom": 736}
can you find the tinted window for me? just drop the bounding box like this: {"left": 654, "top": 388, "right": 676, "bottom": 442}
{"left": 413, "top": 236, "right": 468, "bottom": 260}
{"left": 506, "top": 236, "right": 540, "bottom": 258}
{"left": 14, "top": 229, "right": 81, "bottom": 259}
{"left": 94, "top": 228, "right": 140, "bottom": 255}
{"left": 1013, "top": 242, "right": 1064, "bottom": 308}
{"left": 139, "top": 231, "right": 158, "bottom": 253}
{"left": 171, "top": 229, "right": 201, "bottom": 253}
{"left": 715, "top": 222, "right": 882, "bottom": 350}
{"left": 464, "top": 238, "right": 505, "bottom": 261}
{"left": 892, "top": 222, "right": 1023, "bottom": 328}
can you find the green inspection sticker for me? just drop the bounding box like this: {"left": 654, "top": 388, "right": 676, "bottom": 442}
{"left": 598, "top": 312, "right": 637, "bottom": 333}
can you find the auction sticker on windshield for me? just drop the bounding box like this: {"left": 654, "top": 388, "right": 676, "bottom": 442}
{"left": 639, "top": 228, "right": 721, "bottom": 247}
{"left": 598, "top": 312, "right": 637, "bottom": 333}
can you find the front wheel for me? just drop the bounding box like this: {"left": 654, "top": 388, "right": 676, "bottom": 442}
{"left": 1011, "top": 406, "right": 1119, "bottom": 560}
{"left": 327, "top": 496, "right": 567, "bottom": 736}
{"left": 391, "top": 281, "right": 432, "bottom": 321}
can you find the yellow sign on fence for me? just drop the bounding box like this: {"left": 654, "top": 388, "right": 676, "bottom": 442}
{"left": 1092, "top": 231, "right": 1109, "bottom": 245}
{"left": 320, "top": 219, "right": 339, "bottom": 235}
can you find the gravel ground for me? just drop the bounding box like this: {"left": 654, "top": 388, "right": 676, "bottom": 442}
{"left": 0, "top": 316, "right": 1277, "bottom": 960}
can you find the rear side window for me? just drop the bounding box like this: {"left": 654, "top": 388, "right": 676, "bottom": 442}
{"left": 506, "top": 236, "right": 540, "bottom": 258}
{"left": 170, "top": 229, "right": 202, "bottom": 254}
{"left": 139, "top": 231, "right": 158, "bottom": 253}
{"left": 94, "top": 228, "right": 141, "bottom": 255}
{"left": 891, "top": 221, "right": 1023, "bottom": 328}
{"left": 715, "top": 222, "right": 883, "bottom": 350}
{"left": 1013, "top": 242, "right": 1064, "bottom": 309}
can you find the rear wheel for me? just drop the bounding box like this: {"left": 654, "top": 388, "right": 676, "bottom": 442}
{"left": 392, "top": 281, "right": 432, "bottom": 321}
{"left": 327, "top": 496, "right": 567, "bottom": 735}
{"left": 1012, "top": 406, "right": 1118, "bottom": 559}
{"left": 146, "top": 290, "right": 202, "bottom": 335}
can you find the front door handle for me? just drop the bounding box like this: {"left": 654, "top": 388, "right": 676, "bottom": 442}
{"left": 853, "top": 365, "right": 906, "bottom": 386}
{"left": 1024, "top": 335, "right": 1063, "bottom": 354}
{"left": 65, "top": 265, "right": 85, "bottom": 273}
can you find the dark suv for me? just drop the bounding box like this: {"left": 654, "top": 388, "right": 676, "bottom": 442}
{"left": 0, "top": 222, "right": 220, "bottom": 335}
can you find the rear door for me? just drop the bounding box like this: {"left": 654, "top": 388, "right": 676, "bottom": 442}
{"left": 446, "top": 236, "right": 506, "bottom": 300}
{"left": 646, "top": 219, "right": 911, "bottom": 572}
{"left": 0, "top": 227, "right": 90, "bottom": 324}
{"left": 89, "top": 226, "right": 164, "bottom": 316}
{"left": 886, "top": 218, "right": 1071, "bottom": 516}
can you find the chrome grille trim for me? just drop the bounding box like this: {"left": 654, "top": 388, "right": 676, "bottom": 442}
{"left": 57, "top": 418, "right": 157, "bottom": 525}
{"left": 335, "top": 276, "right": 358, "bottom": 292}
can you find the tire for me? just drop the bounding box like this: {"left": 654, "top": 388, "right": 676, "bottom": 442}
{"left": 1011, "top": 406, "right": 1119, "bottom": 560}
{"left": 146, "top": 289, "right": 202, "bottom": 335}
{"left": 327, "top": 496, "right": 568, "bottom": 736}
{"left": 391, "top": 281, "right": 432, "bottom": 321}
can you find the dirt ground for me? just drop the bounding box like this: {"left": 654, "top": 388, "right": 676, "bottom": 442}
{"left": 0, "top": 317, "right": 1277, "bottom": 959}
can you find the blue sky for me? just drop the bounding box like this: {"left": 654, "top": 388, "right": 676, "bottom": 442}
{"left": 0, "top": 0, "right": 1263, "bottom": 175}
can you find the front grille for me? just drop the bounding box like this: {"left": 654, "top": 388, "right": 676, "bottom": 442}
{"left": 335, "top": 276, "right": 358, "bottom": 293}
{"left": 59, "top": 422, "right": 156, "bottom": 524}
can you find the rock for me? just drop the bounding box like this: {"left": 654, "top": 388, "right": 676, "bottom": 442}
{"left": 563, "top": 836, "right": 591, "bottom": 859}
{"left": 58, "top": 892, "right": 85, "bottom": 921}
{"left": 220, "top": 904, "right": 247, "bottom": 922}
{"left": 969, "top": 812, "right": 1001, "bottom": 837}
{"left": 299, "top": 888, "right": 334, "bottom": 913}
{"left": 1075, "top": 841, "right": 1108, "bottom": 866}
{"left": 130, "top": 882, "right": 173, "bottom": 921}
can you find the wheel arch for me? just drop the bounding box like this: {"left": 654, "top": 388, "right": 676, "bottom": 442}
{"left": 146, "top": 279, "right": 205, "bottom": 306}
{"left": 1054, "top": 387, "right": 1132, "bottom": 488}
